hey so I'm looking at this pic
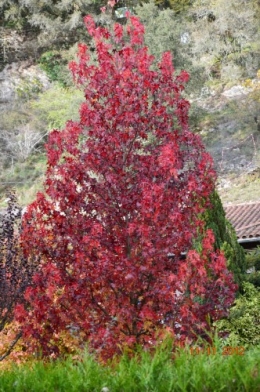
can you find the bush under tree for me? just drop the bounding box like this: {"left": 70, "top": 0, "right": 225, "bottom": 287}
{"left": 0, "top": 190, "right": 37, "bottom": 361}
{"left": 216, "top": 282, "right": 260, "bottom": 347}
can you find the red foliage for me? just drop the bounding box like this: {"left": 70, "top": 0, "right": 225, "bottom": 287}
{"left": 16, "top": 16, "right": 237, "bottom": 359}
{"left": 0, "top": 190, "right": 38, "bottom": 362}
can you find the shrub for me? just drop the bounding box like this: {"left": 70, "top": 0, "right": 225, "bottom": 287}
{"left": 0, "top": 190, "right": 37, "bottom": 361}
{"left": 244, "top": 247, "right": 260, "bottom": 288}
{"left": 216, "top": 282, "right": 260, "bottom": 347}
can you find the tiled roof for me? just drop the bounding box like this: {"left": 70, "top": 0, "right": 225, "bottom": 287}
{"left": 224, "top": 201, "right": 260, "bottom": 239}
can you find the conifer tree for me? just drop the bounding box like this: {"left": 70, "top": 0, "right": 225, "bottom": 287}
{"left": 203, "top": 191, "right": 246, "bottom": 289}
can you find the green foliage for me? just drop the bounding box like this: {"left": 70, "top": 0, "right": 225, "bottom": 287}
{"left": 38, "top": 51, "right": 70, "bottom": 86}
{"left": 135, "top": 1, "right": 206, "bottom": 94}
{"left": 0, "top": 1, "right": 29, "bottom": 29}
{"left": 0, "top": 0, "right": 104, "bottom": 47}
{"left": 155, "top": 0, "right": 194, "bottom": 14}
{"left": 203, "top": 191, "right": 246, "bottom": 288}
{"left": 0, "top": 339, "right": 259, "bottom": 391}
{"left": 31, "top": 84, "right": 84, "bottom": 130}
{"left": 216, "top": 282, "right": 260, "bottom": 348}
{"left": 0, "top": 64, "right": 82, "bottom": 203}
{"left": 15, "top": 77, "right": 44, "bottom": 101}
{"left": 245, "top": 247, "right": 260, "bottom": 288}
{"left": 0, "top": 153, "right": 46, "bottom": 207}
{"left": 190, "top": 0, "right": 260, "bottom": 81}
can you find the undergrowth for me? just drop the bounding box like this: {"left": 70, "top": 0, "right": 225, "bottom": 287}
{"left": 0, "top": 339, "right": 259, "bottom": 392}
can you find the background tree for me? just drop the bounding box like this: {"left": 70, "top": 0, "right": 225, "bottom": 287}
{"left": 0, "top": 74, "right": 48, "bottom": 170}
{"left": 1, "top": 125, "right": 47, "bottom": 162}
{"left": 135, "top": 1, "right": 205, "bottom": 95}
{"left": 16, "top": 16, "right": 237, "bottom": 359}
{"left": 189, "top": 0, "right": 260, "bottom": 81}
{"left": 134, "top": 1, "right": 208, "bottom": 134}
{"left": 0, "top": 0, "right": 105, "bottom": 47}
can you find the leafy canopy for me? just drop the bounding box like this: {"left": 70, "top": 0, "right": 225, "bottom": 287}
{"left": 16, "top": 15, "right": 237, "bottom": 359}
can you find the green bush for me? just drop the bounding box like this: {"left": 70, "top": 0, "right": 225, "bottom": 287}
{"left": 39, "top": 51, "right": 71, "bottom": 86}
{"left": 0, "top": 339, "right": 259, "bottom": 391}
{"left": 16, "top": 77, "right": 44, "bottom": 101}
{"left": 245, "top": 246, "right": 260, "bottom": 288}
{"left": 31, "top": 84, "right": 84, "bottom": 130}
{"left": 216, "top": 282, "right": 260, "bottom": 347}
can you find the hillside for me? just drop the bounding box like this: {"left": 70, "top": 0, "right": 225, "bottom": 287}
{"left": 0, "top": 0, "right": 259, "bottom": 208}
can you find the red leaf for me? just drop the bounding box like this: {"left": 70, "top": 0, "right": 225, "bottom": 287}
{"left": 19, "top": 14, "right": 236, "bottom": 361}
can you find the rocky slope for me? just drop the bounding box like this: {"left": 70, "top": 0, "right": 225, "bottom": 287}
{"left": 0, "top": 58, "right": 259, "bottom": 207}
{"left": 194, "top": 79, "right": 260, "bottom": 205}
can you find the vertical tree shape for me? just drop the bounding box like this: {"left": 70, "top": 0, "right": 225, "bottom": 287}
{"left": 17, "top": 16, "right": 237, "bottom": 359}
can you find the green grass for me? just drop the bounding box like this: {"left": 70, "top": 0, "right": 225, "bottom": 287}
{"left": 218, "top": 172, "right": 260, "bottom": 205}
{"left": 0, "top": 153, "right": 46, "bottom": 207}
{"left": 0, "top": 342, "right": 259, "bottom": 392}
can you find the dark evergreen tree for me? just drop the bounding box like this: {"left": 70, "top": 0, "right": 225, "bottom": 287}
{"left": 203, "top": 191, "right": 246, "bottom": 290}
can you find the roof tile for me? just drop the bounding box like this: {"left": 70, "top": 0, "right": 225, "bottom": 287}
{"left": 224, "top": 201, "right": 260, "bottom": 239}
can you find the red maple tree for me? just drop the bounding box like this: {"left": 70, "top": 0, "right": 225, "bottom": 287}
{"left": 16, "top": 16, "right": 237, "bottom": 359}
